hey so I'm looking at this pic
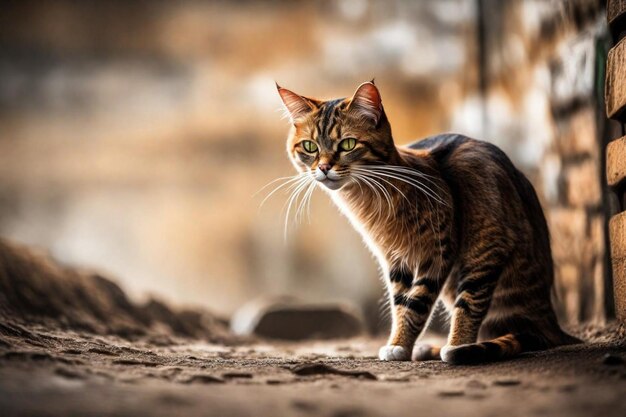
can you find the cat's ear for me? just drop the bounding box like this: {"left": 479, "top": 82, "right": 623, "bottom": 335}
{"left": 276, "top": 84, "right": 316, "bottom": 123}
{"left": 348, "top": 81, "right": 383, "bottom": 125}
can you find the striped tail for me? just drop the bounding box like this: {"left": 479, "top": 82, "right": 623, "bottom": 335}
{"left": 442, "top": 332, "right": 579, "bottom": 365}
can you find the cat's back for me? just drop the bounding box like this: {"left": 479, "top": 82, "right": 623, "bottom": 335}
{"left": 402, "top": 132, "right": 551, "bottom": 251}
{"left": 403, "top": 132, "right": 552, "bottom": 272}
{"left": 404, "top": 132, "right": 470, "bottom": 154}
{"left": 403, "top": 133, "right": 488, "bottom": 167}
{"left": 403, "top": 133, "right": 517, "bottom": 180}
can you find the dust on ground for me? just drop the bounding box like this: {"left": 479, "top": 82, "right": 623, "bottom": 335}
{"left": 1, "top": 238, "right": 626, "bottom": 417}
{"left": 1, "top": 319, "right": 626, "bottom": 417}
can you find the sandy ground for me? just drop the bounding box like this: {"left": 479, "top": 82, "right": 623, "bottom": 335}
{"left": 1, "top": 239, "right": 626, "bottom": 417}
{"left": 1, "top": 321, "right": 626, "bottom": 417}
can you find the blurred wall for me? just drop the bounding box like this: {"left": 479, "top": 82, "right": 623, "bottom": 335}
{"left": 0, "top": 0, "right": 608, "bottom": 325}
{"left": 470, "top": 0, "right": 609, "bottom": 323}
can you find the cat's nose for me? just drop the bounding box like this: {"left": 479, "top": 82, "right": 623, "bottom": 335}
{"left": 318, "top": 164, "right": 332, "bottom": 175}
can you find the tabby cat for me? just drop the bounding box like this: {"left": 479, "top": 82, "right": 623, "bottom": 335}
{"left": 276, "top": 81, "right": 579, "bottom": 364}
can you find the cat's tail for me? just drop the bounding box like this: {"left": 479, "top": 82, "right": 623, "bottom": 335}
{"left": 441, "top": 331, "right": 581, "bottom": 365}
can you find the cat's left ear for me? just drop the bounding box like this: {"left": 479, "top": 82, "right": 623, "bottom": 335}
{"left": 348, "top": 81, "right": 383, "bottom": 125}
{"left": 276, "top": 84, "right": 316, "bottom": 123}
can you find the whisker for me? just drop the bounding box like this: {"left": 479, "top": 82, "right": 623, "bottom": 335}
{"left": 352, "top": 167, "right": 448, "bottom": 207}
{"left": 353, "top": 173, "right": 397, "bottom": 220}
{"left": 361, "top": 168, "right": 444, "bottom": 198}
{"left": 356, "top": 170, "right": 411, "bottom": 206}
{"left": 283, "top": 177, "right": 312, "bottom": 240}
{"left": 255, "top": 173, "right": 307, "bottom": 196}
{"left": 304, "top": 181, "right": 317, "bottom": 222}
{"left": 351, "top": 174, "right": 385, "bottom": 219}
{"left": 364, "top": 165, "right": 448, "bottom": 195}
{"left": 296, "top": 180, "right": 316, "bottom": 224}
{"left": 258, "top": 173, "right": 309, "bottom": 208}
{"left": 366, "top": 168, "right": 449, "bottom": 202}
{"left": 365, "top": 164, "right": 441, "bottom": 182}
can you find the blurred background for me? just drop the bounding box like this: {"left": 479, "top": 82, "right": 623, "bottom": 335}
{"left": 0, "top": 0, "right": 613, "bottom": 330}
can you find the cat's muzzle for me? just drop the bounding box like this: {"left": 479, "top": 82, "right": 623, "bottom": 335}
{"left": 314, "top": 169, "right": 345, "bottom": 190}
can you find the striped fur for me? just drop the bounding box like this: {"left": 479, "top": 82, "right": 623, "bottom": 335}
{"left": 277, "top": 82, "right": 580, "bottom": 364}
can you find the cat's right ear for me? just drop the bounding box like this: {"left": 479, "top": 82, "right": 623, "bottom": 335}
{"left": 276, "top": 84, "right": 316, "bottom": 123}
{"left": 347, "top": 81, "right": 383, "bottom": 126}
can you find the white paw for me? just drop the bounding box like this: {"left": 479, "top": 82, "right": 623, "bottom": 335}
{"left": 378, "top": 345, "right": 410, "bottom": 361}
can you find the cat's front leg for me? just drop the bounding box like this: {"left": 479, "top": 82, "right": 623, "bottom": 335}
{"left": 379, "top": 267, "right": 442, "bottom": 361}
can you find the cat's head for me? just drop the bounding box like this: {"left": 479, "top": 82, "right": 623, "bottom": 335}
{"left": 277, "top": 82, "right": 394, "bottom": 191}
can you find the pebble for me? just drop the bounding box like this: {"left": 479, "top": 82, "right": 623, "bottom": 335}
{"left": 54, "top": 367, "right": 86, "bottom": 380}
{"left": 466, "top": 379, "right": 487, "bottom": 389}
{"left": 181, "top": 374, "right": 225, "bottom": 384}
{"left": 493, "top": 379, "right": 521, "bottom": 386}
{"left": 292, "top": 363, "right": 377, "bottom": 380}
{"left": 222, "top": 372, "right": 254, "bottom": 379}
{"left": 231, "top": 298, "right": 364, "bottom": 340}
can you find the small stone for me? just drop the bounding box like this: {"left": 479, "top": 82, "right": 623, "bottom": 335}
{"left": 88, "top": 347, "right": 118, "bottom": 356}
{"left": 291, "top": 363, "right": 377, "bottom": 380}
{"left": 54, "top": 367, "right": 86, "bottom": 380}
{"left": 466, "top": 380, "right": 487, "bottom": 389}
{"left": 602, "top": 353, "right": 624, "bottom": 365}
{"left": 493, "top": 379, "right": 521, "bottom": 386}
{"left": 112, "top": 359, "right": 158, "bottom": 367}
{"left": 380, "top": 375, "right": 410, "bottom": 382}
{"left": 181, "top": 374, "right": 225, "bottom": 384}
{"left": 222, "top": 372, "right": 254, "bottom": 379}
{"left": 231, "top": 297, "right": 364, "bottom": 340}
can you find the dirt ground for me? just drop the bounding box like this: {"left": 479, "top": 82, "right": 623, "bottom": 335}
{"left": 1, "top": 239, "right": 626, "bottom": 417}
{"left": 1, "top": 321, "right": 626, "bottom": 417}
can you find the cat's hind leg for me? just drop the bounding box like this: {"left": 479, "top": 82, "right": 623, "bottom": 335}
{"left": 439, "top": 333, "right": 548, "bottom": 365}
{"left": 441, "top": 263, "right": 502, "bottom": 364}
{"left": 446, "top": 308, "right": 582, "bottom": 365}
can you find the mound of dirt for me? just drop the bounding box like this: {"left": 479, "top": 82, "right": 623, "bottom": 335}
{"left": 0, "top": 238, "right": 237, "bottom": 344}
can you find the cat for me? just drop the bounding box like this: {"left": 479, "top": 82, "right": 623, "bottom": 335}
{"left": 276, "top": 81, "right": 580, "bottom": 364}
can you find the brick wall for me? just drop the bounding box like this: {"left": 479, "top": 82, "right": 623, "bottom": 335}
{"left": 606, "top": 0, "right": 626, "bottom": 321}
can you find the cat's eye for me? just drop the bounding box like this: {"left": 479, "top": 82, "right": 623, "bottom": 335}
{"left": 339, "top": 138, "right": 357, "bottom": 151}
{"left": 302, "top": 140, "right": 318, "bottom": 153}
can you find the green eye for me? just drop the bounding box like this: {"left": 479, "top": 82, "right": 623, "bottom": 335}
{"left": 339, "top": 138, "right": 357, "bottom": 151}
{"left": 302, "top": 140, "right": 318, "bottom": 153}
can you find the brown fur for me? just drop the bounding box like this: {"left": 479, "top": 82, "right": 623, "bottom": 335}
{"left": 277, "top": 82, "right": 579, "bottom": 364}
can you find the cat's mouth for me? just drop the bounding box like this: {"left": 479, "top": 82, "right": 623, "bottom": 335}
{"left": 318, "top": 177, "right": 344, "bottom": 190}
{"left": 312, "top": 169, "right": 346, "bottom": 190}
